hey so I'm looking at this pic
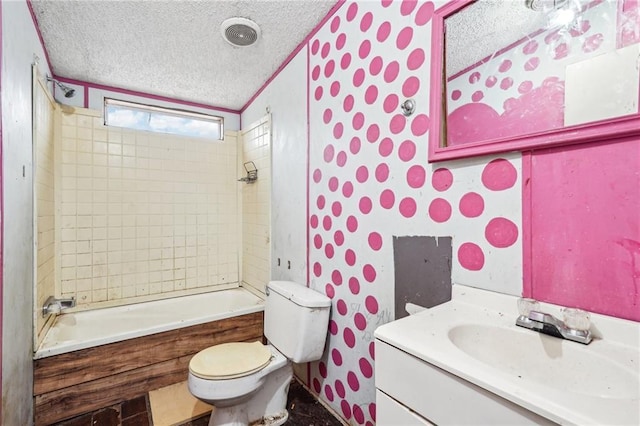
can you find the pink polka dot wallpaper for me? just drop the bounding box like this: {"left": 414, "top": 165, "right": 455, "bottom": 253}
{"left": 307, "top": 1, "right": 522, "bottom": 423}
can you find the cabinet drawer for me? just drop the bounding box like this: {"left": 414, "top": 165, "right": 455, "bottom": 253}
{"left": 376, "top": 390, "right": 433, "bottom": 425}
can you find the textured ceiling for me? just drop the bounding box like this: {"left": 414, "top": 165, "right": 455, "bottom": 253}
{"left": 31, "top": 0, "right": 339, "bottom": 110}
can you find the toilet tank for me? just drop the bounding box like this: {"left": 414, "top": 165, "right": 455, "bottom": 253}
{"left": 264, "top": 281, "right": 331, "bottom": 363}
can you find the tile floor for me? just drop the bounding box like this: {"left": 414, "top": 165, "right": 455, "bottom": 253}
{"left": 54, "top": 379, "right": 343, "bottom": 426}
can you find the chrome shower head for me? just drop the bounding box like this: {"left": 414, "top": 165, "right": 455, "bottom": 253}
{"left": 47, "top": 77, "right": 76, "bottom": 98}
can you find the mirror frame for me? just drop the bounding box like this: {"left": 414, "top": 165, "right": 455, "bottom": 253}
{"left": 428, "top": 0, "right": 640, "bottom": 162}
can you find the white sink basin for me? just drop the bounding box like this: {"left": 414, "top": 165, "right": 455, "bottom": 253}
{"left": 448, "top": 324, "right": 639, "bottom": 400}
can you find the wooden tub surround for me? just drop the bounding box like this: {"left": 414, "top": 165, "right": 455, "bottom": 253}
{"left": 34, "top": 312, "right": 264, "bottom": 425}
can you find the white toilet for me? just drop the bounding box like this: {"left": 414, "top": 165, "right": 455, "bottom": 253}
{"left": 188, "top": 281, "right": 331, "bottom": 426}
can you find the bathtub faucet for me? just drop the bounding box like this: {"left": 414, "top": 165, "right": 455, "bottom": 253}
{"left": 42, "top": 295, "right": 76, "bottom": 317}
{"left": 516, "top": 310, "right": 593, "bottom": 345}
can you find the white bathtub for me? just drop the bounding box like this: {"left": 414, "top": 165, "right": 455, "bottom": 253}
{"left": 34, "top": 287, "right": 265, "bottom": 359}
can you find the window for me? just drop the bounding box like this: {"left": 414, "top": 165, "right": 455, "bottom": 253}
{"left": 104, "top": 98, "right": 224, "bottom": 140}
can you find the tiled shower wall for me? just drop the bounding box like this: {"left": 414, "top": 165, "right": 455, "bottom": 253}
{"left": 57, "top": 108, "right": 240, "bottom": 309}
{"left": 241, "top": 115, "right": 271, "bottom": 294}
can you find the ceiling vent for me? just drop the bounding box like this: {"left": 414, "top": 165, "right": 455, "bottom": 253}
{"left": 221, "top": 17, "right": 261, "bottom": 47}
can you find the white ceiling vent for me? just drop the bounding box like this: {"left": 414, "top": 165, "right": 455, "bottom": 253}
{"left": 221, "top": 17, "right": 261, "bottom": 47}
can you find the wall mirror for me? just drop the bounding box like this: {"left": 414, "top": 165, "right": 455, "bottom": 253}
{"left": 428, "top": 0, "right": 640, "bottom": 162}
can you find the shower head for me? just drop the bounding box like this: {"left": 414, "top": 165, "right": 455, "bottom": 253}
{"left": 47, "top": 77, "right": 76, "bottom": 98}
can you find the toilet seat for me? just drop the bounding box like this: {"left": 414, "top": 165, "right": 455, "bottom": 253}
{"left": 189, "top": 341, "right": 272, "bottom": 380}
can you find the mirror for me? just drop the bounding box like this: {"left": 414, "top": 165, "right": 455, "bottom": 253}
{"left": 429, "top": 0, "right": 640, "bottom": 162}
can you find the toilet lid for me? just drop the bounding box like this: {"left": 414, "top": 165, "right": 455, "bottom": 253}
{"left": 189, "top": 341, "right": 272, "bottom": 380}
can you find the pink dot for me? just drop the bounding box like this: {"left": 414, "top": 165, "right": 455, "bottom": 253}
{"left": 359, "top": 357, "right": 373, "bottom": 378}
{"left": 428, "top": 198, "right": 452, "bottom": 223}
{"left": 332, "top": 269, "right": 343, "bottom": 285}
{"left": 347, "top": 371, "right": 360, "bottom": 390}
{"left": 554, "top": 42, "right": 569, "bottom": 59}
{"left": 377, "top": 21, "right": 391, "bottom": 42}
{"left": 329, "top": 320, "right": 338, "bottom": 335}
{"left": 311, "top": 39, "right": 320, "bottom": 55}
{"left": 365, "top": 85, "right": 378, "bottom": 104}
{"left": 342, "top": 181, "right": 354, "bottom": 198}
{"left": 458, "top": 243, "right": 485, "bottom": 271}
{"left": 363, "top": 264, "right": 377, "bottom": 282}
{"left": 337, "top": 299, "right": 347, "bottom": 315}
{"left": 407, "top": 48, "right": 425, "bottom": 70}
{"left": 354, "top": 312, "right": 366, "bottom": 330}
{"left": 336, "top": 151, "right": 347, "bottom": 167}
{"left": 384, "top": 61, "right": 400, "bottom": 83}
{"left": 314, "top": 86, "right": 323, "bottom": 101}
{"left": 415, "top": 2, "right": 435, "bottom": 25}
{"left": 375, "top": 163, "right": 389, "bottom": 182}
{"left": 500, "top": 77, "right": 513, "bottom": 90}
{"left": 325, "top": 60, "right": 335, "bottom": 78}
{"left": 353, "top": 112, "right": 365, "bottom": 130}
{"left": 325, "top": 244, "right": 334, "bottom": 258}
{"left": 358, "top": 197, "right": 371, "bottom": 214}
{"left": 323, "top": 108, "right": 333, "bottom": 124}
{"left": 323, "top": 215, "right": 332, "bottom": 231}
{"left": 369, "top": 342, "right": 375, "bottom": 359}
{"left": 459, "top": 192, "right": 484, "bottom": 218}
{"left": 390, "top": 114, "right": 406, "bottom": 134}
{"left": 369, "top": 56, "right": 383, "bottom": 75}
{"left": 378, "top": 138, "right": 393, "bottom": 158}
{"left": 366, "top": 234, "right": 381, "bottom": 252}
{"left": 350, "top": 137, "right": 361, "bottom": 154}
{"left": 330, "top": 16, "right": 340, "bottom": 33}
{"left": 347, "top": 215, "right": 359, "bottom": 232}
{"left": 380, "top": 189, "right": 395, "bottom": 209}
{"left": 398, "top": 140, "right": 416, "bottom": 161}
{"left": 523, "top": 40, "right": 538, "bottom": 54}
{"left": 360, "top": 12, "right": 373, "bottom": 32}
{"left": 319, "top": 362, "right": 328, "bottom": 378}
{"left": 570, "top": 19, "right": 591, "bottom": 37}
{"left": 341, "top": 53, "right": 352, "bottom": 70}
{"left": 332, "top": 348, "right": 343, "bottom": 365}
{"left": 485, "top": 76, "right": 497, "bottom": 87}
{"left": 406, "top": 165, "right": 426, "bottom": 188}
{"left": 341, "top": 401, "right": 352, "bottom": 419}
{"left": 399, "top": 197, "right": 417, "bottom": 218}
{"left": 313, "top": 262, "right": 322, "bottom": 277}
{"left": 411, "top": 114, "right": 429, "bottom": 136}
{"left": 353, "top": 68, "right": 366, "bottom": 87}
{"left": 311, "top": 215, "right": 319, "bottom": 229}
{"left": 343, "top": 94, "right": 354, "bottom": 112}
{"left": 344, "top": 327, "right": 356, "bottom": 348}
{"left": 321, "top": 42, "right": 330, "bottom": 59}
{"left": 312, "top": 65, "right": 321, "bottom": 81}
{"left": 335, "top": 380, "right": 346, "bottom": 398}
{"left": 313, "top": 234, "right": 322, "bottom": 248}
{"left": 356, "top": 165, "right": 369, "bottom": 183}
{"left": 323, "top": 145, "right": 335, "bottom": 163}
{"left": 365, "top": 295, "right": 379, "bottom": 313}
{"left": 334, "top": 230, "right": 345, "bottom": 246}
{"left": 432, "top": 167, "right": 453, "bottom": 191}
{"left": 469, "top": 72, "right": 481, "bottom": 84}
{"left": 518, "top": 80, "right": 533, "bottom": 94}
{"left": 383, "top": 94, "right": 399, "bottom": 113}
{"left": 482, "top": 158, "right": 517, "bottom": 190}
{"left": 328, "top": 176, "right": 339, "bottom": 192}
{"left": 369, "top": 404, "right": 376, "bottom": 422}
{"left": 313, "top": 378, "right": 321, "bottom": 393}
{"left": 472, "top": 91, "right": 484, "bottom": 102}
{"left": 485, "top": 217, "right": 519, "bottom": 248}
{"left": 359, "top": 40, "right": 371, "bottom": 59}
{"left": 325, "top": 283, "right": 335, "bottom": 298}
{"left": 396, "top": 27, "right": 413, "bottom": 49}
{"left": 583, "top": 33, "right": 603, "bottom": 53}
{"left": 499, "top": 59, "right": 512, "bottom": 72}
{"left": 346, "top": 2, "right": 358, "bottom": 21}
{"left": 366, "top": 124, "right": 380, "bottom": 143}
{"left": 333, "top": 122, "right": 344, "bottom": 138}
{"left": 400, "top": 0, "right": 417, "bottom": 15}
{"left": 336, "top": 33, "right": 347, "bottom": 50}
{"left": 402, "top": 76, "right": 420, "bottom": 97}
{"left": 345, "top": 249, "right": 356, "bottom": 266}
{"left": 525, "top": 57, "right": 540, "bottom": 71}
{"left": 353, "top": 405, "right": 365, "bottom": 425}
{"left": 451, "top": 89, "right": 462, "bottom": 100}
{"left": 349, "top": 277, "right": 360, "bottom": 295}
{"left": 317, "top": 195, "right": 326, "bottom": 209}
{"left": 313, "top": 168, "right": 322, "bottom": 183}
{"left": 332, "top": 201, "right": 343, "bottom": 217}
{"left": 325, "top": 385, "right": 334, "bottom": 401}
{"left": 330, "top": 81, "right": 341, "bottom": 97}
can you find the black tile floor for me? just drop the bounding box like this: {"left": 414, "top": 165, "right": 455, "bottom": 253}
{"left": 55, "top": 379, "right": 342, "bottom": 426}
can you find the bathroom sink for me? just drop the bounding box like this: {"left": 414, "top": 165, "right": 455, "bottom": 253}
{"left": 448, "top": 324, "right": 639, "bottom": 400}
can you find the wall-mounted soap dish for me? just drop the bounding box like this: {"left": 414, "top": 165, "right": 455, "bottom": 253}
{"left": 238, "top": 161, "right": 258, "bottom": 183}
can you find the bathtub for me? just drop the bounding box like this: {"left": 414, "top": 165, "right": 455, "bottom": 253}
{"left": 34, "top": 287, "right": 265, "bottom": 359}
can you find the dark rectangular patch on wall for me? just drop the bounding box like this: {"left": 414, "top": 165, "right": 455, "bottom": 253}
{"left": 393, "top": 236, "right": 452, "bottom": 320}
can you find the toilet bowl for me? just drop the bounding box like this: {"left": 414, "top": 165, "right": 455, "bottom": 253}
{"left": 187, "top": 281, "right": 331, "bottom": 426}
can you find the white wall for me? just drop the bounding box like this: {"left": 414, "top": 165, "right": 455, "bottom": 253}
{"left": 1, "top": 1, "right": 52, "bottom": 423}
{"left": 241, "top": 51, "right": 308, "bottom": 286}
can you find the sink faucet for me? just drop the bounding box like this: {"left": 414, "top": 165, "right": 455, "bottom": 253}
{"left": 516, "top": 310, "right": 593, "bottom": 345}
{"left": 42, "top": 295, "right": 76, "bottom": 317}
